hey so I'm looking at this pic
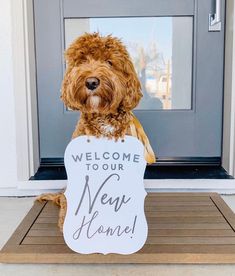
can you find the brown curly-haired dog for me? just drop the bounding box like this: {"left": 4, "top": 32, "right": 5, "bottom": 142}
{"left": 37, "top": 33, "right": 156, "bottom": 232}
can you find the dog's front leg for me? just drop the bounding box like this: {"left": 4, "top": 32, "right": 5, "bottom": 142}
{"left": 129, "top": 113, "right": 156, "bottom": 164}
{"left": 58, "top": 193, "right": 67, "bottom": 232}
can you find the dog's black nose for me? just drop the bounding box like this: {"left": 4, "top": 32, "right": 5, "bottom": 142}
{"left": 85, "top": 77, "right": 100, "bottom": 91}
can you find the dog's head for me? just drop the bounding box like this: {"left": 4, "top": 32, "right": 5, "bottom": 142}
{"left": 61, "top": 33, "right": 142, "bottom": 114}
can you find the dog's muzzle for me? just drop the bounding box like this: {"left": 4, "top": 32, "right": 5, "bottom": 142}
{"left": 85, "top": 77, "right": 100, "bottom": 91}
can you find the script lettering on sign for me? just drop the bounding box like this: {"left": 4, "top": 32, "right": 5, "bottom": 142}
{"left": 63, "top": 136, "right": 148, "bottom": 255}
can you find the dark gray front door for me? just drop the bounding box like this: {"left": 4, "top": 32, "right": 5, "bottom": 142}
{"left": 34, "top": 0, "right": 225, "bottom": 164}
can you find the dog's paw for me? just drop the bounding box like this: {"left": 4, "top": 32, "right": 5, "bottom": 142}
{"left": 35, "top": 194, "right": 51, "bottom": 203}
{"left": 35, "top": 193, "right": 63, "bottom": 204}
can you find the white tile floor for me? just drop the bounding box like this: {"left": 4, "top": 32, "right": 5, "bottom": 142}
{"left": 1, "top": 195, "right": 235, "bottom": 276}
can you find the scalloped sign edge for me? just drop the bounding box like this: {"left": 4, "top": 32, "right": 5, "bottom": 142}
{"left": 63, "top": 135, "right": 148, "bottom": 255}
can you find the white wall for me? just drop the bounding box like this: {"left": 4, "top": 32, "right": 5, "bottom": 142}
{"left": 0, "top": 0, "right": 17, "bottom": 188}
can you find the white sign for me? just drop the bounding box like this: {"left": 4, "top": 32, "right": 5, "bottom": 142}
{"left": 63, "top": 136, "right": 148, "bottom": 255}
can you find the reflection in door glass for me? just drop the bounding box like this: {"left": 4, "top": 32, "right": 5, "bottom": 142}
{"left": 65, "top": 17, "right": 193, "bottom": 110}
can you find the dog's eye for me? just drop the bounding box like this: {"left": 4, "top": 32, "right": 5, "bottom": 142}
{"left": 107, "top": 60, "right": 113, "bottom": 66}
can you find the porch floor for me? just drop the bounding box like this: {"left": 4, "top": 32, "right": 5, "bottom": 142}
{"left": 1, "top": 193, "right": 235, "bottom": 265}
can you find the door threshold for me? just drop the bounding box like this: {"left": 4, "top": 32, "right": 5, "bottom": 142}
{"left": 30, "top": 165, "right": 232, "bottom": 180}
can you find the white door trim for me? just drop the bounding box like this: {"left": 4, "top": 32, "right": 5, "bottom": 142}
{"left": 222, "top": 0, "right": 235, "bottom": 176}
{"left": 11, "top": 0, "right": 39, "bottom": 181}
{"left": 17, "top": 179, "right": 235, "bottom": 192}
{"left": 0, "top": 179, "right": 235, "bottom": 196}
{"left": 12, "top": 0, "right": 235, "bottom": 192}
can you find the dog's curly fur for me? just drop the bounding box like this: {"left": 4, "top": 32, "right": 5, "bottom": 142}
{"left": 37, "top": 33, "right": 156, "bottom": 232}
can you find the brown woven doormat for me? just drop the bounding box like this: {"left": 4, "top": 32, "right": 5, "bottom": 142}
{"left": 1, "top": 192, "right": 235, "bottom": 264}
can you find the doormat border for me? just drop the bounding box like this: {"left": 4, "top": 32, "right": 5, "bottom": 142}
{"left": 1, "top": 192, "right": 235, "bottom": 264}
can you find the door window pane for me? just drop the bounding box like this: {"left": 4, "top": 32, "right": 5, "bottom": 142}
{"left": 65, "top": 17, "right": 193, "bottom": 110}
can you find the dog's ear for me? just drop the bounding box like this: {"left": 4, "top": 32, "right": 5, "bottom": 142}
{"left": 121, "top": 59, "right": 142, "bottom": 111}
{"left": 60, "top": 35, "right": 88, "bottom": 110}
{"left": 60, "top": 67, "right": 80, "bottom": 111}
{"left": 60, "top": 40, "right": 76, "bottom": 109}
